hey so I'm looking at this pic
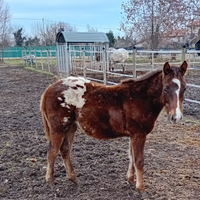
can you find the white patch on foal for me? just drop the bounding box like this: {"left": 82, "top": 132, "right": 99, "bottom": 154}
{"left": 61, "top": 77, "right": 90, "bottom": 109}
{"left": 172, "top": 78, "right": 182, "bottom": 120}
{"left": 57, "top": 97, "right": 62, "bottom": 101}
{"left": 63, "top": 117, "right": 68, "bottom": 123}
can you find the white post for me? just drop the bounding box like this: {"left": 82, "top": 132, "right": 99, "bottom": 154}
{"left": 182, "top": 45, "right": 189, "bottom": 75}
{"left": 82, "top": 48, "right": 86, "bottom": 78}
{"left": 133, "top": 46, "right": 136, "bottom": 78}
{"left": 181, "top": 45, "right": 186, "bottom": 63}
{"left": 55, "top": 48, "right": 57, "bottom": 67}
{"left": 34, "top": 49, "right": 37, "bottom": 69}
{"left": 40, "top": 49, "right": 44, "bottom": 70}
{"left": 188, "top": 51, "right": 191, "bottom": 69}
{"left": 26, "top": 50, "right": 28, "bottom": 66}
{"left": 24, "top": 50, "right": 27, "bottom": 66}
{"left": 50, "top": 48, "right": 52, "bottom": 66}
{"left": 21, "top": 50, "right": 24, "bottom": 66}
{"left": 151, "top": 52, "right": 154, "bottom": 70}
{"left": 47, "top": 49, "right": 50, "bottom": 72}
{"left": 29, "top": 48, "right": 32, "bottom": 68}
{"left": 102, "top": 48, "right": 107, "bottom": 85}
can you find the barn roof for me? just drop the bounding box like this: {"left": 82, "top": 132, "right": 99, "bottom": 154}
{"left": 56, "top": 31, "right": 109, "bottom": 44}
{"left": 195, "top": 40, "right": 200, "bottom": 50}
{"left": 196, "top": 40, "right": 200, "bottom": 45}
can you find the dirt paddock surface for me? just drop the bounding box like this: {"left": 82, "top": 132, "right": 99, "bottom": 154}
{"left": 0, "top": 66, "right": 200, "bottom": 200}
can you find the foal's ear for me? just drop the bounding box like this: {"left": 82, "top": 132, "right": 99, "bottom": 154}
{"left": 163, "top": 62, "right": 171, "bottom": 75}
{"left": 180, "top": 61, "right": 187, "bottom": 75}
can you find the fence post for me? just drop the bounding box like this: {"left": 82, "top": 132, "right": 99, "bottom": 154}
{"left": 29, "top": 48, "right": 32, "bottom": 68}
{"left": 40, "top": 49, "right": 44, "bottom": 70}
{"left": 106, "top": 49, "right": 110, "bottom": 72}
{"left": 50, "top": 47, "right": 53, "bottom": 66}
{"left": 21, "top": 49, "right": 23, "bottom": 64}
{"left": 132, "top": 46, "right": 136, "bottom": 78}
{"left": 181, "top": 45, "right": 186, "bottom": 63}
{"left": 102, "top": 48, "right": 107, "bottom": 85}
{"left": 25, "top": 50, "right": 27, "bottom": 66}
{"left": 181, "top": 44, "right": 189, "bottom": 75}
{"left": 47, "top": 49, "right": 50, "bottom": 72}
{"left": 55, "top": 48, "right": 57, "bottom": 67}
{"left": 151, "top": 51, "right": 154, "bottom": 70}
{"left": 82, "top": 48, "right": 86, "bottom": 78}
{"left": 188, "top": 51, "right": 191, "bottom": 69}
{"left": 34, "top": 49, "right": 37, "bottom": 69}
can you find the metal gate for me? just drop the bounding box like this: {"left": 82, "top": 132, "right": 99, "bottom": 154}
{"left": 68, "top": 44, "right": 106, "bottom": 74}
{"left": 56, "top": 44, "right": 69, "bottom": 75}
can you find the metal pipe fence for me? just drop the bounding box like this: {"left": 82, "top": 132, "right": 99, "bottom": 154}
{"left": 11, "top": 45, "right": 199, "bottom": 105}
{"left": 64, "top": 47, "right": 200, "bottom": 105}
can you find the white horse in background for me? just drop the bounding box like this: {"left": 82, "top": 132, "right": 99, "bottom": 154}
{"left": 108, "top": 48, "right": 129, "bottom": 73}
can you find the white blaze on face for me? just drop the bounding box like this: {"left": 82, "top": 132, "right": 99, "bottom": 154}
{"left": 61, "top": 77, "right": 90, "bottom": 109}
{"left": 172, "top": 78, "right": 182, "bottom": 120}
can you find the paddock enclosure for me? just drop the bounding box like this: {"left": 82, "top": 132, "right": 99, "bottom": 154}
{"left": 0, "top": 65, "right": 199, "bottom": 199}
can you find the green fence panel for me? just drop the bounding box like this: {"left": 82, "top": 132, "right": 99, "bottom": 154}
{"left": 0, "top": 46, "right": 57, "bottom": 58}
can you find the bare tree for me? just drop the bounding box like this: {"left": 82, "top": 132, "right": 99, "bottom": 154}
{"left": 0, "top": 0, "right": 11, "bottom": 61}
{"left": 32, "top": 20, "right": 77, "bottom": 46}
{"left": 189, "top": 0, "right": 200, "bottom": 40}
{"left": 115, "top": 35, "right": 133, "bottom": 48}
{"left": 120, "top": 0, "right": 191, "bottom": 49}
{"left": 86, "top": 24, "right": 98, "bottom": 32}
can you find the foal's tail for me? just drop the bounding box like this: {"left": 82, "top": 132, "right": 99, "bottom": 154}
{"left": 40, "top": 93, "right": 50, "bottom": 140}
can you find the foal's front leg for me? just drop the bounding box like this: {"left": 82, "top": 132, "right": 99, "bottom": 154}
{"left": 127, "top": 141, "right": 135, "bottom": 182}
{"left": 127, "top": 134, "right": 148, "bottom": 199}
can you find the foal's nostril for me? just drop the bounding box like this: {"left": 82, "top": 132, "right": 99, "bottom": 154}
{"left": 168, "top": 114, "right": 179, "bottom": 124}
{"left": 172, "top": 113, "right": 183, "bottom": 124}
{"left": 171, "top": 115, "right": 176, "bottom": 123}
{"left": 168, "top": 115, "right": 173, "bottom": 124}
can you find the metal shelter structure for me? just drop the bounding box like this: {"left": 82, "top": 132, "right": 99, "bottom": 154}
{"left": 56, "top": 31, "right": 109, "bottom": 75}
{"left": 195, "top": 40, "right": 200, "bottom": 56}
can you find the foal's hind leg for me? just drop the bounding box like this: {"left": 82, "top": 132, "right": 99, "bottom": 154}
{"left": 46, "top": 133, "right": 64, "bottom": 185}
{"left": 60, "top": 123, "right": 77, "bottom": 183}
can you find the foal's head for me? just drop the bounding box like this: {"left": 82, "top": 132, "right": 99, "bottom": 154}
{"left": 162, "top": 61, "right": 187, "bottom": 123}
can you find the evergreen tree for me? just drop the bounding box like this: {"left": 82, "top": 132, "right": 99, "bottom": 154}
{"left": 106, "top": 31, "right": 116, "bottom": 47}
{"left": 13, "top": 28, "right": 26, "bottom": 46}
{"left": 25, "top": 36, "right": 40, "bottom": 46}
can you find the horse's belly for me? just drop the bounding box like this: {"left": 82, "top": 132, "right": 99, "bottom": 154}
{"left": 76, "top": 120, "right": 119, "bottom": 140}
{"left": 76, "top": 107, "right": 128, "bottom": 140}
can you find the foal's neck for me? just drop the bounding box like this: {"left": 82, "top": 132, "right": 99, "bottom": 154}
{"left": 134, "top": 71, "right": 165, "bottom": 118}
{"left": 147, "top": 71, "right": 165, "bottom": 114}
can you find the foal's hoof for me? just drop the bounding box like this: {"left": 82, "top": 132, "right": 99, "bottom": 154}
{"left": 68, "top": 174, "right": 78, "bottom": 184}
{"left": 126, "top": 175, "right": 134, "bottom": 183}
{"left": 46, "top": 176, "right": 54, "bottom": 186}
{"left": 140, "top": 191, "right": 149, "bottom": 200}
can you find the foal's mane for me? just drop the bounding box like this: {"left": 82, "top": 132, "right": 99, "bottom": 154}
{"left": 121, "top": 69, "right": 162, "bottom": 84}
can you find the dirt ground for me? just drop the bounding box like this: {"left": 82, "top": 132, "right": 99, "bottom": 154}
{"left": 0, "top": 66, "right": 199, "bottom": 200}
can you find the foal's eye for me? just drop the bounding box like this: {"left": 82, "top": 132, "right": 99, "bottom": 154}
{"left": 164, "top": 88, "right": 168, "bottom": 93}
{"left": 184, "top": 88, "right": 186, "bottom": 92}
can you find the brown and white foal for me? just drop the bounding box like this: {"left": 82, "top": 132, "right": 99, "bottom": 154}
{"left": 40, "top": 61, "right": 187, "bottom": 200}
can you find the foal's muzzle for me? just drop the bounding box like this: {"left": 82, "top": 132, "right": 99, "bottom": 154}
{"left": 168, "top": 113, "right": 183, "bottom": 124}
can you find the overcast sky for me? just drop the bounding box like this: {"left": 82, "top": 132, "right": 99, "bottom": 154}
{"left": 6, "top": 0, "right": 125, "bottom": 37}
